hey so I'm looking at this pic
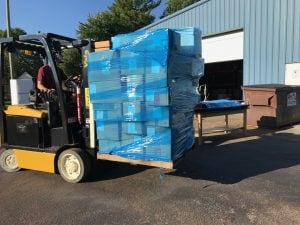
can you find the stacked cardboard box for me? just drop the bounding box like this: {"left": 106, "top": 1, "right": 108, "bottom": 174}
{"left": 94, "top": 40, "right": 111, "bottom": 52}
{"left": 88, "top": 28, "right": 204, "bottom": 162}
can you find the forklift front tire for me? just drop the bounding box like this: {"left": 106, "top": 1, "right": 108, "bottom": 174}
{"left": 58, "top": 148, "right": 91, "bottom": 183}
{"left": 0, "top": 149, "right": 21, "bottom": 172}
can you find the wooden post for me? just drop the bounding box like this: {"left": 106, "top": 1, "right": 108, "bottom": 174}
{"left": 243, "top": 109, "right": 247, "bottom": 136}
{"left": 197, "top": 113, "right": 203, "bottom": 146}
{"left": 225, "top": 114, "right": 229, "bottom": 134}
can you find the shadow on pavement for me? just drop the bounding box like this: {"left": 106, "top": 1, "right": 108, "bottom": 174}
{"left": 87, "top": 159, "right": 149, "bottom": 182}
{"left": 169, "top": 126, "right": 300, "bottom": 184}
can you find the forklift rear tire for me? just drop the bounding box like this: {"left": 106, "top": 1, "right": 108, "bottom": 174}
{"left": 58, "top": 148, "right": 91, "bottom": 183}
{"left": 0, "top": 149, "right": 21, "bottom": 172}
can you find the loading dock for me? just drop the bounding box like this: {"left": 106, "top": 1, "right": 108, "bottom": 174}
{"left": 200, "top": 60, "right": 243, "bottom": 100}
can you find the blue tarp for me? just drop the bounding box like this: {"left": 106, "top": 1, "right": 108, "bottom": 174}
{"left": 201, "top": 99, "right": 242, "bottom": 109}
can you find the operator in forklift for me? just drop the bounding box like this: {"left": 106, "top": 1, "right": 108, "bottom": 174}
{"left": 37, "top": 61, "right": 67, "bottom": 93}
{"left": 37, "top": 53, "right": 81, "bottom": 94}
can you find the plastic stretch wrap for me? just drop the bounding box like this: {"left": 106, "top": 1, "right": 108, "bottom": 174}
{"left": 89, "top": 80, "right": 169, "bottom": 104}
{"left": 112, "top": 29, "right": 170, "bottom": 64}
{"left": 99, "top": 128, "right": 172, "bottom": 161}
{"left": 169, "top": 55, "right": 204, "bottom": 78}
{"left": 172, "top": 28, "right": 202, "bottom": 56}
{"left": 88, "top": 28, "right": 204, "bottom": 162}
{"left": 94, "top": 102, "right": 170, "bottom": 123}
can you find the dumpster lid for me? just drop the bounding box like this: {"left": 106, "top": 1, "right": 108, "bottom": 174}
{"left": 242, "top": 84, "right": 300, "bottom": 92}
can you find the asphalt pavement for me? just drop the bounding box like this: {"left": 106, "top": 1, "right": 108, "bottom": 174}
{"left": 0, "top": 124, "right": 300, "bottom": 225}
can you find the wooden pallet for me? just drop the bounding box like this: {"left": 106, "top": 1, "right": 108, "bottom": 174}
{"left": 97, "top": 153, "right": 174, "bottom": 169}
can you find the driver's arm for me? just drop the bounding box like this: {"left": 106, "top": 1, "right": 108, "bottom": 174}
{"left": 62, "top": 80, "right": 68, "bottom": 91}
{"left": 37, "top": 81, "right": 52, "bottom": 92}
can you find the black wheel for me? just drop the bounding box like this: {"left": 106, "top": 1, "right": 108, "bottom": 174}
{"left": 58, "top": 148, "right": 91, "bottom": 183}
{"left": 0, "top": 149, "right": 21, "bottom": 172}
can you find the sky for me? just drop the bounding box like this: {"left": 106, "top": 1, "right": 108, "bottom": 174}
{"left": 0, "top": 0, "right": 166, "bottom": 38}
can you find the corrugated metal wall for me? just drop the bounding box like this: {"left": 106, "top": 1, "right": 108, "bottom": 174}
{"left": 145, "top": 0, "right": 300, "bottom": 85}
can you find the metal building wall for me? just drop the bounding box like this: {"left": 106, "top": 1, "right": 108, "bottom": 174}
{"left": 144, "top": 0, "right": 300, "bottom": 85}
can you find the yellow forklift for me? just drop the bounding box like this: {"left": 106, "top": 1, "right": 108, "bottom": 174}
{"left": 0, "top": 33, "right": 96, "bottom": 183}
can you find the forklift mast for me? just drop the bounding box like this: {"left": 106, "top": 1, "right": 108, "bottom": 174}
{"left": 81, "top": 39, "right": 94, "bottom": 148}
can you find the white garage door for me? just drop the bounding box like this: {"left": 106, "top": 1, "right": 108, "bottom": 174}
{"left": 202, "top": 31, "right": 244, "bottom": 64}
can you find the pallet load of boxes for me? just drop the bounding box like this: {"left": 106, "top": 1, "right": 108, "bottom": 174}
{"left": 88, "top": 28, "right": 204, "bottom": 163}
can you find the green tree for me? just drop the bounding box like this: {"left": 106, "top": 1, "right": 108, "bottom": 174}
{"left": 78, "top": 0, "right": 161, "bottom": 41}
{"left": 13, "top": 51, "right": 43, "bottom": 78}
{"left": 0, "top": 30, "right": 5, "bottom": 37}
{"left": 0, "top": 27, "right": 43, "bottom": 79}
{"left": 1, "top": 27, "right": 44, "bottom": 103}
{"left": 60, "top": 48, "right": 82, "bottom": 76}
{"left": 0, "top": 27, "right": 26, "bottom": 38}
{"left": 161, "top": 0, "right": 199, "bottom": 18}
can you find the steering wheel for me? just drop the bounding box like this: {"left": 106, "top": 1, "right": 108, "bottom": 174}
{"left": 65, "top": 74, "right": 81, "bottom": 88}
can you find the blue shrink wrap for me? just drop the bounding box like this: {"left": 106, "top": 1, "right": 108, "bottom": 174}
{"left": 172, "top": 27, "right": 202, "bottom": 56}
{"left": 123, "top": 122, "right": 146, "bottom": 135}
{"left": 122, "top": 102, "right": 170, "bottom": 122}
{"left": 112, "top": 30, "right": 146, "bottom": 49}
{"left": 112, "top": 29, "right": 170, "bottom": 65}
{"left": 143, "top": 127, "right": 172, "bottom": 161}
{"left": 169, "top": 78, "right": 200, "bottom": 112}
{"left": 100, "top": 128, "right": 172, "bottom": 161}
{"left": 93, "top": 103, "right": 123, "bottom": 129}
{"left": 169, "top": 55, "right": 204, "bottom": 78}
{"left": 122, "top": 102, "right": 146, "bottom": 121}
{"left": 99, "top": 140, "right": 121, "bottom": 154}
{"left": 120, "top": 50, "right": 167, "bottom": 77}
{"left": 90, "top": 80, "right": 170, "bottom": 105}
{"left": 89, "top": 81, "right": 143, "bottom": 103}
{"left": 145, "top": 87, "right": 169, "bottom": 105}
{"left": 89, "top": 27, "right": 204, "bottom": 163}
{"left": 112, "top": 29, "right": 169, "bottom": 53}
{"left": 88, "top": 50, "right": 120, "bottom": 82}
{"left": 120, "top": 56, "right": 146, "bottom": 75}
{"left": 96, "top": 121, "right": 121, "bottom": 141}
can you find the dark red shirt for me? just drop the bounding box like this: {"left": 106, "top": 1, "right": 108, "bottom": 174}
{"left": 37, "top": 65, "right": 67, "bottom": 90}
